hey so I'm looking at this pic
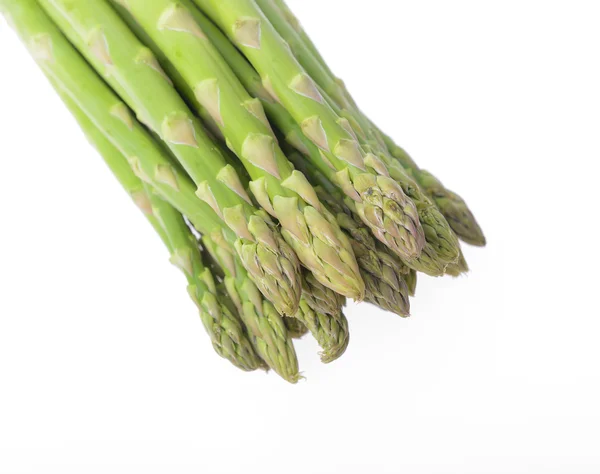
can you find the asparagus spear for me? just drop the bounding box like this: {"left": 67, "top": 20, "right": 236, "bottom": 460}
{"left": 253, "top": 0, "right": 354, "bottom": 114}
{"left": 173, "top": 6, "right": 454, "bottom": 276}
{"left": 123, "top": 0, "right": 374, "bottom": 289}
{"left": 205, "top": 224, "right": 348, "bottom": 361}
{"left": 202, "top": 233, "right": 300, "bottom": 382}
{"left": 255, "top": 0, "right": 485, "bottom": 246}
{"left": 300, "top": 271, "right": 345, "bottom": 318}
{"left": 48, "top": 84, "right": 264, "bottom": 372}
{"left": 1, "top": 0, "right": 198, "bottom": 228}
{"left": 295, "top": 270, "right": 349, "bottom": 363}
{"left": 115, "top": 0, "right": 365, "bottom": 301}
{"left": 200, "top": 237, "right": 288, "bottom": 326}
{"left": 377, "top": 134, "right": 486, "bottom": 247}
{"left": 141, "top": 1, "right": 410, "bottom": 280}
{"left": 194, "top": 0, "right": 426, "bottom": 263}
{"left": 2, "top": 0, "right": 301, "bottom": 380}
{"left": 146, "top": 4, "right": 437, "bottom": 283}
{"left": 195, "top": 147, "right": 350, "bottom": 358}
{"left": 147, "top": 188, "right": 268, "bottom": 371}
{"left": 277, "top": 83, "right": 457, "bottom": 275}
{"left": 306, "top": 80, "right": 461, "bottom": 274}
{"left": 287, "top": 151, "right": 411, "bottom": 316}
{"left": 199, "top": 156, "right": 350, "bottom": 360}
{"left": 267, "top": 0, "right": 340, "bottom": 90}
{"left": 114, "top": 0, "right": 448, "bottom": 282}
{"left": 38, "top": 0, "right": 302, "bottom": 317}
{"left": 293, "top": 299, "right": 350, "bottom": 364}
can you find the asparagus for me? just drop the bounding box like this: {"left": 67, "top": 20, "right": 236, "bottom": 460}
{"left": 152, "top": 7, "right": 422, "bottom": 287}
{"left": 276, "top": 81, "right": 457, "bottom": 276}
{"left": 194, "top": 0, "right": 426, "bottom": 263}
{"left": 0, "top": 0, "right": 487, "bottom": 380}
{"left": 306, "top": 79, "right": 461, "bottom": 275}
{"left": 117, "top": 0, "right": 365, "bottom": 301}
{"left": 148, "top": 1, "right": 413, "bottom": 284}
{"left": 204, "top": 217, "right": 348, "bottom": 360}
{"left": 284, "top": 317, "right": 309, "bottom": 339}
{"left": 196, "top": 160, "right": 349, "bottom": 358}
{"left": 38, "top": 0, "right": 302, "bottom": 317}
{"left": 286, "top": 150, "right": 411, "bottom": 316}
{"left": 165, "top": 0, "right": 435, "bottom": 285}
{"left": 377, "top": 135, "right": 486, "bottom": 247}
{"left": 294, "top": 270, "right": 349, "bottom": 362}
{"left": 2, "top": 0, "right": 200, "bottom": 227}
{"left": 3, "top": 0, "right": 302, "bottom": 381}
{"left": 256, "top": 0, "right": 485, "bottom": 246}
{"left": 293, "top": 299, "right": 350, "bottom": 364}
{"left": 51, "top": 86, "right": 264, "bottom": 371}
{"left": 301, "top": 271, "right": 345, "bottom": 318}
{"left": 202, "top": 233, "right": 300, "bottom": 382}
{"left": 148, "top": 188, "right": 268, "bottom": 371}
{"left": 202, "top": 198, "right": 347, "bottom": 361}
{"left": 196, "top": 126, "right": 351, "bottom": 358}
{"left": 116, "top": 0, "right": 450, "bottom": 281}
{"left": 254, "top": 0, "right": 353, "bottom": 114}
{"left": 268, "top": 0, "right": 335, "bottom": 79}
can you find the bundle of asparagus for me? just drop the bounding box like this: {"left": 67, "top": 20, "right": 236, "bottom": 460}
{"left": 1, "top": 0, "right": 485, "bottom": 383}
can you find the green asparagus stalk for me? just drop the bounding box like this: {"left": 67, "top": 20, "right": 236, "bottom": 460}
{"left": 114, "top": 0, "right": 447, "bottom": 284}
{"left": 125, "top": 0, "right": 368, "bottom": 292}
{"left": 38, "top": 0, "right": 302, "bottom": 317}
{"left": 202, "top": 232, "right": 300, "bottom": 382}
{"left": 274, "top": 79, "right": 457, "bottom": 276}
{"left": 1, "top": 0, "right": 202, "bottom": 230}
{"left": 316, "top": 190, "right": 411, "bottom": 317}
{"left": 286, "top": 150, "right": 411, "bottom": 316}
{"left": 255, "top": 0, "right": 485, "bottom": 247}
{"left": 305, "top": 77, "right": 461, "bottom": 274}
{"left": 145, "top": 1, "right": 412, "bottom": 280}
{"left": 204, "top": 222, "right": 347, "bottom": 360}
{"left": 295, "top": 270, "right": 349, "bottom": 362}
{"left": 253, "top": 0, "right": 355, "bottom": 115}
{"left": 50, "top": 85, "right": 264, "bottom": 371}
{"left": 293, "top": 299, "right": 350, "bottom": 364}
{"left": 147, "top": 188, "right": 268, "bottom": 371}
{"left": 144, "top": 3, "right": 433, "bottom": 284}
{"left": 197, "top": 129, "right": 351, "bottom": 357}
{"left": 196, "top": 157, "right": 349, "bottom": 357}
{"left": 162, "top": 0, "right": 425, "bottom": 291}
{"left": 300, "top": 271, "right": 346, "bottom": 318}
{"left": 115, "top": 0, "right": 365, "bottom": 301}
{"left": 268, "top": 0, "right": 335, "bottom": 79}
{"left": 194, "top": 0, "right": 426, "bottom": 263}
{"left": 377, "top": 133, "right": 486, "bottom": 247}
{"left": 2, "top": 0, "right": 301, "bottom": 380}
{"left": 206, "top": 138, "right": 350, "bottom": 320}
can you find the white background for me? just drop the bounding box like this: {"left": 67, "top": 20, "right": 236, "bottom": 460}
{"left": 1, "top": 1, "right": 599, "bottom": 473}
